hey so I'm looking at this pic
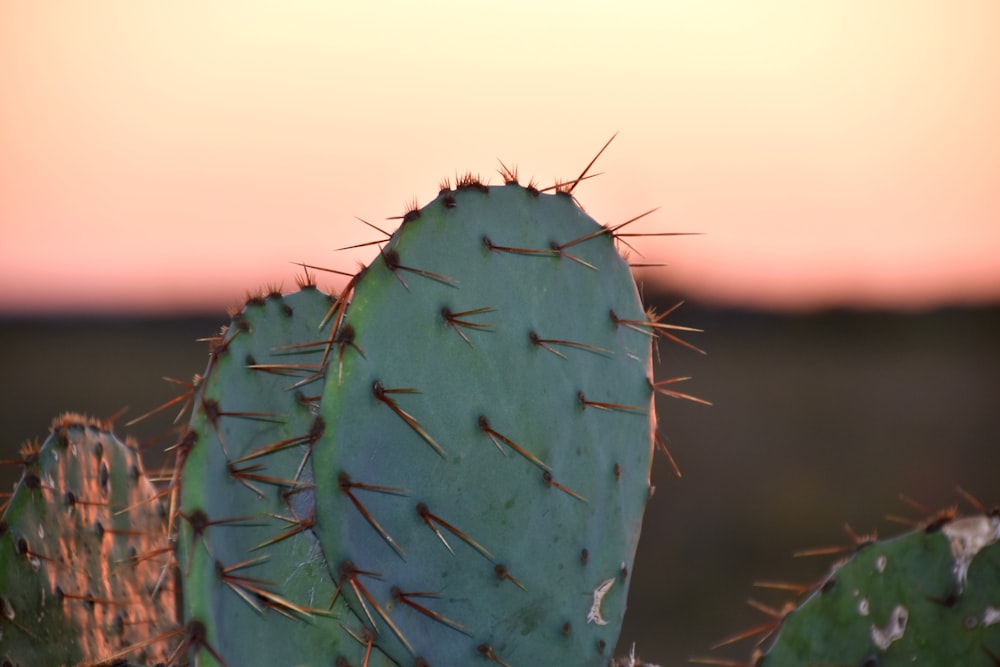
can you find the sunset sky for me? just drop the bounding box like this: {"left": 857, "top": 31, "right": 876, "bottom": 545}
{"left": 2, "top": 1, "right": 998, "bottom": 313}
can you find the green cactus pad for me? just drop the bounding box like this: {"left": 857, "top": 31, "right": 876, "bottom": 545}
{"left": 758, "top": 514, "right": 1000, "bottom": 666}
{"left": 313, "top": 183, "right": 657, "bottom": 665}
{"left": 178, "top": 287, "right": 392, "bottom": 666}
{"left": 0, "top": 414, "right": 176, "bottom": 666}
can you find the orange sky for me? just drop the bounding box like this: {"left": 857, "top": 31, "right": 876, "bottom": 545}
{"left": 2, "top": 1, "right": 999, "bottom": 313}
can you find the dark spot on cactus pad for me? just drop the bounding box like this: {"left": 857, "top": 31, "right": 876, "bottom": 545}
{"left": 597, "top": 639, "right": 607, "bottom": 653}
{"left": 403, "top": 208, "right": 421, "bottom": 224}
{"left": 334, "top": 321, "right": 357, "bottom": 346}
{"left": 620, "top": 564, "right": 629, "bottom": 580}
{"left": 93, "top": 520, "right": 105, "bottom": 540}
{"left": 309, "top": 415, "right": 326, "bottom": 443}
{"left": 246, "top": 292, "right": 267, "bottom": 307}
{"left": 245, "top": 353, "right": 257, "bottom": 368}
{"left": 186, "top": 509, "right": 210, "bottom": 537}
{"left": 92, "top": 439, "right": 103, "bottom": 459}
{"left": 337, "top": 560, "right": 362, "bottom": 584}
{"left": 820, "top": 577, "right": 836, "bottom": 594}
{"left": 493, "top": 563, "right": 525, "bottom": 590}
{"left": 443, "top": 192, "right": 456, "bottom": 208}
{"left": 178, "top": 429, "right": 197, "bottom": 455}
{"left": 859, "top": 655, "right": 880, "bottom": 667}
{"left": 614, "top": 462, "right": 622, "bottom": 480}
{"left": 456, "top": 172, "right": 487, "bottom": 192}
{"left": 477, "top": 643, "right": 509, "bottom": 665}
{"left": 99, "top": 461, "right": 110, "bottom": 493}
{"left": 581, "top": 548, "right": 589, "bottom": 565}
{"left": 562, "top": 621, "right": 572, "bottom": 636}
{"left": 202, "top": 398, "right": 221, "bottom": 426}
{"left": 924, "top": 514, "right": 951, "bottom": 533}
{"left": 234, "top": 312, "right": 251, "bottom": 333}
{"left": 382, "top": 249, "right": 401, "bottom": 272}
{"left": 23, "top": 472, "right": 40, "bottom": 490}
{"left": 934, "top": 591, "right": 960, "bottom": 608}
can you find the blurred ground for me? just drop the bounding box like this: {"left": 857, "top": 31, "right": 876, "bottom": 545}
{"left": 2, "top": 297, "right": 998, "bottom": 665}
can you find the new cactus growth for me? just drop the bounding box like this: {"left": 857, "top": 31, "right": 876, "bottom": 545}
{"left": 753, "top": 512, "right": 1000, "bottom": 666}
{"left": 0, "top": 415, "right": 175, "bottom": 666}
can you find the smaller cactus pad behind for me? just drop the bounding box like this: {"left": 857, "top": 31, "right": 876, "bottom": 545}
{"left": 0, "top": 414, "right": 176, "bottom": 666}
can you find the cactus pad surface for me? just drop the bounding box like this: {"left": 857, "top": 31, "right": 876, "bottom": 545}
{"left": 313, "top": 183, "right": 657, "bottom": 665}
{"left": 758, "top": 513, "right": 1000, "bottom": 666}
{"left": 177, "top": 286, "right": 395, "bottom": 666}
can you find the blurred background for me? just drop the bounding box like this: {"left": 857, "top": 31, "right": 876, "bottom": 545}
{"left": 2, "top": 2, "right": 999, "bottom": 665}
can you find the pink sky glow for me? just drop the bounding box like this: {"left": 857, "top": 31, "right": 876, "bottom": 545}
{"left": 2, "top": 1, "right": 999, "bottom": 314}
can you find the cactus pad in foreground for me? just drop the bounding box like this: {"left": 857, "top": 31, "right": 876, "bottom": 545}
{"left": 757, "top": 513, "right": 1000, "bottom": 666}
{"left": 0, "top": 414, "right": 176, "bottom": 666}
{"left": 313, "top": 182, "right": 662, "bottom": 665}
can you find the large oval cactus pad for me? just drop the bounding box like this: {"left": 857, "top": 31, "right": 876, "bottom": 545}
{"left": 314, "top": 184, "right": 657, "bottom": 665}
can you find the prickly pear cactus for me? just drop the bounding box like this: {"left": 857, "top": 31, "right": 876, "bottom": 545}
{"left": 313, "top": 181, "right": 658, "bottom": 665}
{"left": 757, "top": 513, "right": 1000, "bottom": 666}
{"left": 0, "top": 414, "right": 176, "bottom": 666}
{"left": 177, "top": 286, "right": 393, "bottom": 665}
